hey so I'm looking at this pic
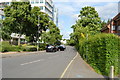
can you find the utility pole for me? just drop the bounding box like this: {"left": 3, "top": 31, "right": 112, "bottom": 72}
{"left": 37, "top": 15, "right": 40, "bottom": 51}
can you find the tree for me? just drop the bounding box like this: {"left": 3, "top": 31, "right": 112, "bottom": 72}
{"left": 77, "top": 6, "right": 101, "bottom": 33}
{"left": 71, "top": 6, "right": 102, "bottom": 44}
{"left": 27, "top": 6, "right": 50, "bottom": 43}
{"left": 3, "top": 2, "right": 50, "bottom": 45}
{"left": 41, "top": 21, "right": 62, "bottom": 45}
{"left": 3, "top": 2, "right": 32, "bottom": 45}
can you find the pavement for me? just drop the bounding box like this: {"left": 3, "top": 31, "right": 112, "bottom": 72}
{"left": 62, "top": 53, "right": 105, "bottom": 78}
{"left": 1, "top": 46, "right": 106, "bottom": 78}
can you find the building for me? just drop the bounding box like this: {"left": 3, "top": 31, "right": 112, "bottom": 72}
{"left": 0, "top": 0, "right": 58, "bottom": 26}
{"left": 101, "top": 13, "right": 120, "bottom": 36}
{"left": 53, "top": 7, "right": 58, "bottom": 26}
{"left": 30, "top": 0, "right": 58, "bottom": 25}
{"left": 0, "top": 2, "right": 11, "bottom": 20}
{"left": 0, "top": 10, "right": 4, "bottom": 20}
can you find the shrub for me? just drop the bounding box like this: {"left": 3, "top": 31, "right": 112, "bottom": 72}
{"left": 1, "top": 41, "right": 26, "bottom": 52}
{"left": 23, "top": 46, "right": 37, "bottom": 51}
{"left": 39, "top": 43, "right": 46, "bottom": 50}
{"left": 78, "top": 33, "right": 120, "bottom": 76}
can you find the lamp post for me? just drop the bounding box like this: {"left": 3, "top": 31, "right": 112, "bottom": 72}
{"left": 37, "top": 15, "right": 40, "bottom": 51}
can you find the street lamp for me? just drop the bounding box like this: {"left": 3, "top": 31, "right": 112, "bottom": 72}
{"left": 37, "top": 15, "right": 40, "bottom": 51}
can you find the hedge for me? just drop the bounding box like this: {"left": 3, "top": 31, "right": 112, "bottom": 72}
{"left": 0, "top": 41, "right": 39, "bottom": 52}
{"left": 23, "top": 46, "right": 37, "bottom": 51}
{"left": 78, "top": 33, "right": 120, "bottom": 76}
{"left": 1, "top": 41, "right": 22, "bottom": 52}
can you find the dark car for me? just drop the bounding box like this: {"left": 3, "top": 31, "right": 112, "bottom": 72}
{"left": 58, "top": 45, "right": 66, "bottom": 51}
{"left": 56, "top": 45, "right": 59, "bottom": 51}
{"left": 46, "top": 45, "right": 57, "bottom": 52}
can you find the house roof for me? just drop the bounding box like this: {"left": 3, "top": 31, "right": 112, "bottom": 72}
{"left": 101, "top": 21, "right": 111, "bottom": 32}
{"left": 113, "top": 12, "right": 120, "bottom": 21}
{"left": 101, "top": 13, "right": 120, "bottom": 32}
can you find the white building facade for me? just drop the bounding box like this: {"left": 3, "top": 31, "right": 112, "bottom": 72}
{"left": 30, "top": 0, "right": 58, "bottom": 26}
{"left": 53, "top": 7, "right": 58, "bottom": 26}
{"left": 0, "top": 0, "right": 58, "bottom": 26}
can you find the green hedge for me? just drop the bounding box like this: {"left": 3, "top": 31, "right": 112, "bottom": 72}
{"left": 39, "top": 43, "right": 46, "bottom": 50}
{"left": 23, "top": 46, "right": 37, "bottom": 51}
{"left": 0, "top": 41, "right": 38, "bottom": 52}
{"left": 1, "top": 41, "right": 23, "bottom": 52}
{"left": 78, "top": 33, "right": 120, "bottom": 76}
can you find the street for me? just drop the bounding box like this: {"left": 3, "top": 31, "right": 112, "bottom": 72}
{"left": 2, "top": 46, "right": 77, "bottom": 78}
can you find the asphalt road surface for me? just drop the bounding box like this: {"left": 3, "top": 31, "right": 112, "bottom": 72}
{"left": 2, "top": 46, "right": 77, "bottom": 78}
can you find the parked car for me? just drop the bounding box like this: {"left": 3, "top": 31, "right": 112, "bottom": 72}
{"left": 55, "top": 45, "right": 59, "bottom": 51}
{"left": 46, "top": 45, "right": 57, "bottom": 52}
{"left": 58, "top": 45, "right": 66, "bottom": 51}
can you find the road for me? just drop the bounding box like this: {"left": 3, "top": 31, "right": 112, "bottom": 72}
{"left": 2, "top": 46, "right": 77, "bottom": 78}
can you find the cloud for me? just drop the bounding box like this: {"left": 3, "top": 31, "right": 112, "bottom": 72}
{"left": 55, "top": 3, "right": 76, "bottom": 16}
{"left": 54, "top": 1, "right": 119, "bottom": 39}
{"left": 61, "top": 31, "right": 72, "bottom": 39}
{"left": 95, "top": 3, "right": 118, "bottom": 20}
{"left": 58, "top": 21, "right": 64, "bottom": 30}
{"left": 72, "top": 14, "right": 79, "bottom": 20}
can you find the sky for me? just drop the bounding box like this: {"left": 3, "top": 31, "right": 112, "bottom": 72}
{"left": 53, "top": 0, "right": 119, "bottom": 39}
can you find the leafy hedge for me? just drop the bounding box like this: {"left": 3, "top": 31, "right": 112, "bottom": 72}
{"left": 78, "top": 33, "right": 120, "bottom": 76}
{"left": 23, "top": 46, "right": 37, "bottom": 51}
{"left": 1, "top": 41, "right": 23, "bottom": 52}
{"left": 0, "top": 41, "right": 43, "bottom": 52}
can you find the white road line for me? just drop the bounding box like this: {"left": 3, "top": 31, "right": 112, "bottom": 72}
{"left": 20, "top": 59, "right": 44, "bottom": 66}
{"left": 59, "top": 52, "right": 78, "bottom": 79}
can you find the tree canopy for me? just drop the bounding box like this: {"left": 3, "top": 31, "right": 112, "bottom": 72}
{"left": 70, "top": 6, "right": 103, "bottom": 45}
{"left": 2, "top": 2, "right": 62, "bottom": 45}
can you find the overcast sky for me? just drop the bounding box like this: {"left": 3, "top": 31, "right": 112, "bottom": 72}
{"left": 53, "top": 0, "right": 119, "bottom": 39}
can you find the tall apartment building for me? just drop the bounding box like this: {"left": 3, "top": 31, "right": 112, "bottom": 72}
{"left": 0, "top": 2, "right": 10, "bottom": 20}
{"left": 30, "top": 0, "right": 58, "bottom": 26}
{"left": 0, "top": 0, "right": 58, "bottom": 26}
{"left": 53, "top": 7, "right": 58, "bottom": 26}
{"left": 0, "top": 10, "right": 4, "bottom": 20}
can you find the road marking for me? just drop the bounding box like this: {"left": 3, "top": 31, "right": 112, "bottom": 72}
{"left": 59, "top": 52, "right": 78, "bottom": 79}
{"left": 20, "top": 59, "right": 44, "bottom": 66}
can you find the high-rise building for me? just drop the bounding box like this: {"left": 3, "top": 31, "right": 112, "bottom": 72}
{"left": 0, "top": 0, "right": 58, "bottom": 26}
{"left": 0, "top": 2, "right": 10, "bottom": 20}
{"left": 53, "top": 7, "right": 58, "bottom": 26}
{"left": 30, "top": 0, "right": 58, "bottom": 25}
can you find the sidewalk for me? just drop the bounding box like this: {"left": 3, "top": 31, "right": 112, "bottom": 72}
{"left": 62, "top": 53, "right": 105, "bottom": 78}
{"left": 1, "top": 51, "right": 45, "bottom": 58}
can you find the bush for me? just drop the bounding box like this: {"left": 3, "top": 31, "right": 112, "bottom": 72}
{"left": 78, "top": 33, "right": 120, "bottom": 76}
{"left": 39, "top": 43, "right": 46, "bottom": 50}
{"left": 1, "top": 41, "right": 22, "bottom": 52}
{"left": 23, "top": 46, "right": 37, "bottom": 51}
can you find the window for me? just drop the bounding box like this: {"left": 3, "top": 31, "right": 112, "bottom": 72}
{"left": 40, "top": 6, "right": 43, "bottom": 10}
{"left": 111, "top": 26, "right": 116, "bottom": 30}
{"left": 0, "top": 15, "right": 2, "bottom": 20}
{"left": 31, "top": 0, "right": 34, "bottom": 4}
{"left": 35, "top": 0, "right": 39, "bottom": 3}
{"left": 118, "top": 26, "right": 120, "bottom": 30}
{"left": 40, "top": 0, "right": 43, "bottom": 3}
